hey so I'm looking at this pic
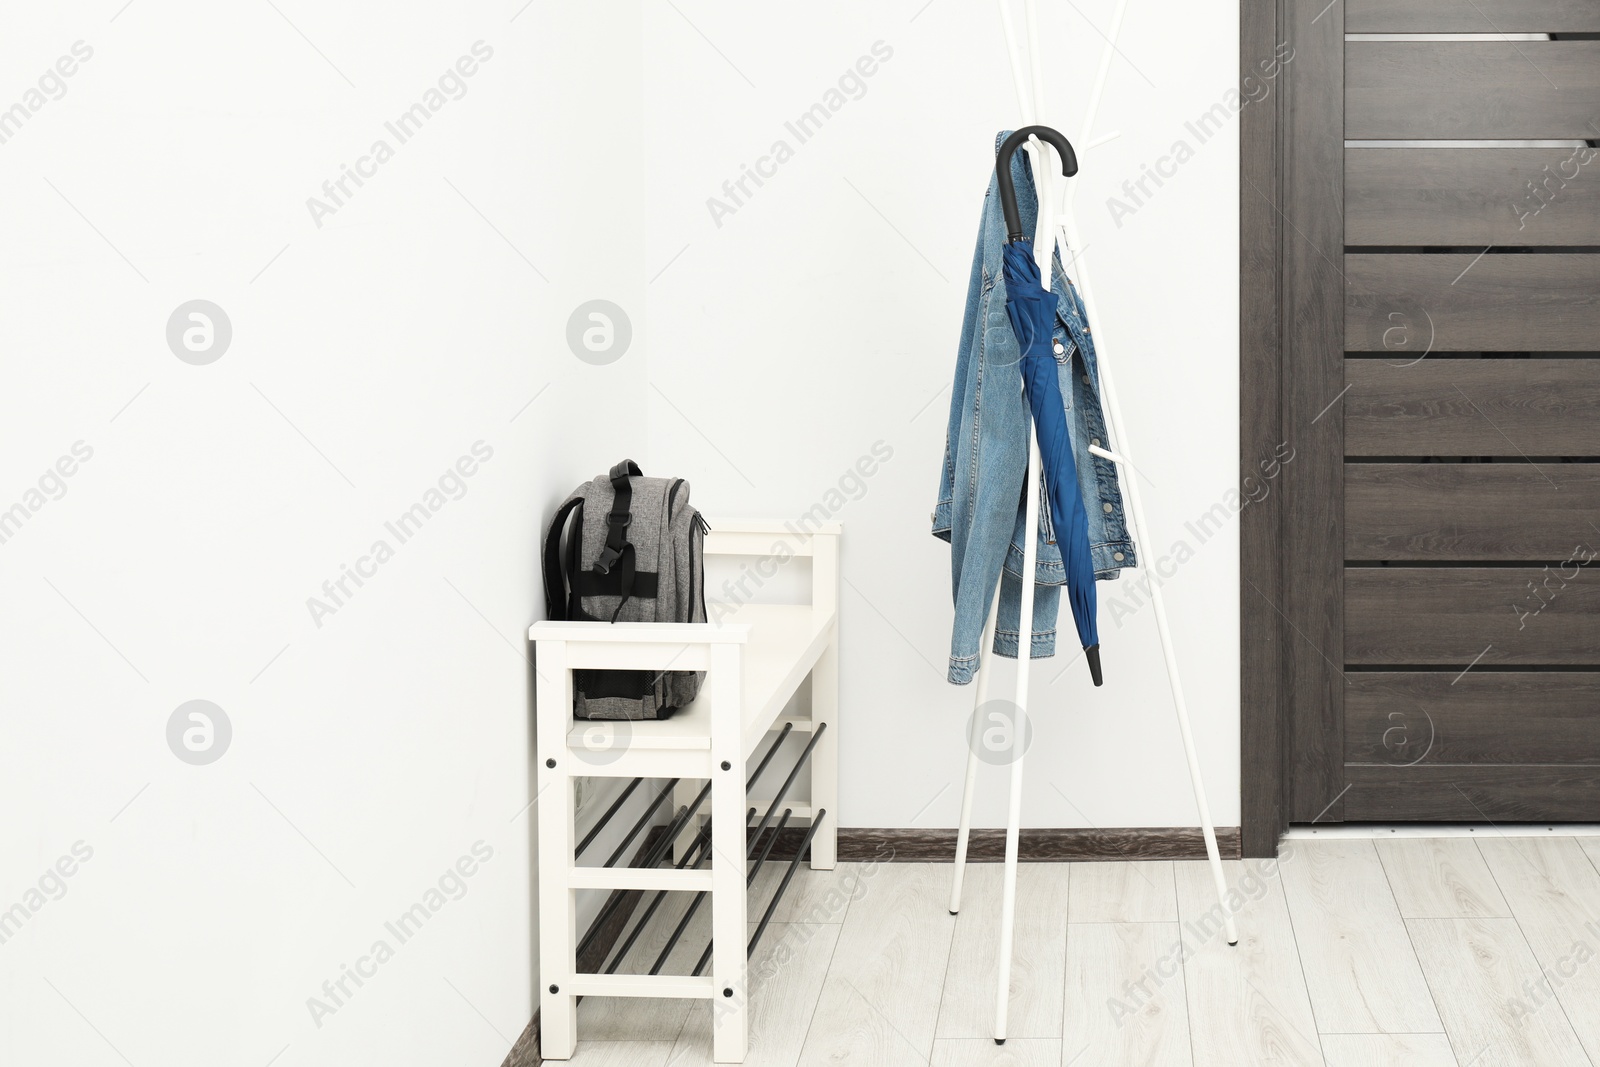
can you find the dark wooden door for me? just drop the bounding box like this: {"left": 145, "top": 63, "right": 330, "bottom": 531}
{"left": 1242, "top": 0, "right": 1600, "bottom": 849}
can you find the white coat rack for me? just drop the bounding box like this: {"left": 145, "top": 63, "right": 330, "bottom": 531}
{"left": 948, "top": 0, "right": 1238, "bottom": 1044}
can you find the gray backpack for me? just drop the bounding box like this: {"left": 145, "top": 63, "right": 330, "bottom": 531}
{"left": 541, "top": 461, "right": 709, "bottom": 720}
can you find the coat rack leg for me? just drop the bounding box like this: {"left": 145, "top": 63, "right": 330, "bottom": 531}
{"left": 996, "top": 431, "right": 1043, "bottom": 1044}
{"left": 1148, "top": 570, "right": 1239, "bottom": 946}
{"left": 950, "top": 583, "right": 1002, "bottom": 914}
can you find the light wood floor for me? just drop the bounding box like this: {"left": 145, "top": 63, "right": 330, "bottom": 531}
{"left": 560, "top": 835, "right": 1600, "bottom": 1066}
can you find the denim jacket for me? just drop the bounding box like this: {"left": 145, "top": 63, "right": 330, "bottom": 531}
{"left": 932, "top": 131, "right": 1136, "bottom": 684}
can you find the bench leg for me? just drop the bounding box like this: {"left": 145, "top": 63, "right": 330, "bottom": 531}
{"left": 537, "top": 888, "right": 578, "bottom": 1060}
{"left": 535, "top": 642, "right": 578, "bottom": 1059}
{"left": 809, "top": 642, "right": 838, "bottom": 870}
{"left": 708, "top": 644, "right": 748, "bottom": 1063}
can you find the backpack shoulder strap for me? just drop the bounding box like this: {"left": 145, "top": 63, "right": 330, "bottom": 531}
{"left": 542, "top": 495, "right": 585, "bottom": 620}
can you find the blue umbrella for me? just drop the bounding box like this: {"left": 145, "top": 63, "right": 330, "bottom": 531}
{"left": 995, "top": 127, "right": 1103, "bottom": 686}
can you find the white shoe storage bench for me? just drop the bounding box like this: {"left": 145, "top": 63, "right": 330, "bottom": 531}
{"left": 529, "top": 521, "right": 840, "bottom": 1063}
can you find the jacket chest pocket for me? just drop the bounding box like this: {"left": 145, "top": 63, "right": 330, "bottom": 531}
{"left": 1052, "top": 305, "right": 1080, "bottom": 367}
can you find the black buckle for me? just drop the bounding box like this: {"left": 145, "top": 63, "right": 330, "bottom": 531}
{"left": 607, "top": 512, "right": 631, "bottom": 528}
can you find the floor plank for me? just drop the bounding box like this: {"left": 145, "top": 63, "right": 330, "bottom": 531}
{"left": 1175, "top": 857, "right": 1325, "bottom": 1066}
{"left": 1061, "top": 921, "right": 1192, "bottom": 1066}
{"left": 937, "top": 862, "right": 1068, "bottom": 1040}
{"left": 1407, "top": 916, "right": 1589, "bottom": 1066}
{"left": 796, "top": 863, "right": 957, "bottom": 1066}
{"left": 1068, "top": 861, "right": 1178, "bottom": 923}
{"left": 1578, "top": 837, "right": 1600, "bottom": 880}
{"left": 671, "top": 922, "right": 839, "bottom": 1066}
{"left": 1320, "top": 1033, "right": 1459, "bottom": 1066}
{"left": 1477, "top": 836, "right": 1600, "bottom": 1063}
{"left": 929, "top": 1038, "right": 1061, "bottom": 1066}
{"left": 562, "top": 1041, "right": 676, "bottom": 1066}
{"left": 1375, "top": 839, "right": 1510, "bottom": 919}
{"left": 1279, "top": 839, "right": 1442, "bottom": 1034}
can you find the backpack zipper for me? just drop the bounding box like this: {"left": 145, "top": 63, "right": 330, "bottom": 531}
{"left": 692, "top": 515, "right": 707, "bottom": 622}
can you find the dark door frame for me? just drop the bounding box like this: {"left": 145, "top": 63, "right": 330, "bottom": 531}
{"left": 1239, "top": 0, "right": 1347, "bottom": 858}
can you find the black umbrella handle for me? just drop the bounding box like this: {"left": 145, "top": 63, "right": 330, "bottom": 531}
{"left": 995, "top": 126, "right": 1079, "bottom": 242}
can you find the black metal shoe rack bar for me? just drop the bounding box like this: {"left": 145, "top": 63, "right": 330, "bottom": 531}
{"left": 685, "top": 723, "right": 828, "bottom": 976}
{"left": 572, "top": 722, "right": 793, "bottom": 966}
{"left": 569, "top": 721, "right": 830, "bottom": 978}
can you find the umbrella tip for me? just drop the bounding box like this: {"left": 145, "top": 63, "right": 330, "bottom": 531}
{"left": 1086, "top": 645, "right": 1103, "bottom": 687}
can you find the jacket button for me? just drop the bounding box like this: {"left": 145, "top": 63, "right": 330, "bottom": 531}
{"left": 1082, "top": 374, "right": 1091, "bottom": 385}
{"left": 1090, "top": 438, "right": 1100, "bottom": 447}
{"left": 1102, "top": 502, "right": 1114, "bottom": 513}
{"left": 1113, "top": 551, "right": 1125, "bottom": 561}
{"left": 930, "top": 511, "right": 936, "bottom": 523}
{"left": 1053, "top": 341, "right": 1065, "bottom": 354}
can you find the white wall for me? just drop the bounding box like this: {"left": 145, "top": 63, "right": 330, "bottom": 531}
{"left": 2, "top": 3, "right": 1240, "bottom": 1065}
{"left": 0, "top": 1, "right": 643, "bottom": 1064}
{"left": 643, "top": 0, "right": 1242, "bottom": 831}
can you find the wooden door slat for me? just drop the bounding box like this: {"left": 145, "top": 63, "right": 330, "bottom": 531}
{"left": 1344, "top": 764, "right": 1600, "bottom": 820}
{"left": 1346, "top": 254, "right": 1600, "bottom": 351}
{"left": 1345, "top": 359, "right": 1600, "bottom": 456}
{"left": 1346, "top": 672, "right": 1600, "bottom": 764}
{"left": 1346, "top": 463, "right": 1598, "bottom": 560}
{"left": 1346, "top": 566, "right": 1600, "bottom": 665}
{"left": 1347, "top": 42, "right": 1600, "bottom": 139}
{"left": 1348, "top": 0, "right": 1600, "bottom": 33}
{"left": 1346, "top": 148, "right": 1600, "bottom": 247}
